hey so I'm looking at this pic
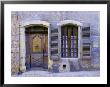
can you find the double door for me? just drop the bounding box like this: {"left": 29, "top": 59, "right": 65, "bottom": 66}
{"left": 26, "top": 32, "right": 48, "bottom": 69}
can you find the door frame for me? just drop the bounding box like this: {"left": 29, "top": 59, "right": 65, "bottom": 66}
{"left": 19, "top": 20, "right": 50, "bottom": 72}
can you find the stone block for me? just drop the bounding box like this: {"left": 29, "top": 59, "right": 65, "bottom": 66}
{"left": 11, "top": 35, "right": 19, "bottom": 42}
{"left": 11, "top": 21, "right": 19, "bottom": 35}
{"left": 50, "top": 55, "right": 60, "bottom": 61}
{"left": 48, "top": 58, "right": 53, "bottom": 70}
{"left": 69, "top": 59, "right": 80, "bottom": 71}
{"left": 79, "top": 59, "right": 92, "bottom": 70}
{"left": 11, "top": 60, "right": 19, "bottom": 75}
{"left": 11, "top": 48, "right": 19, "bottom": 53}
{"left": 59, "top": 59, "right": 70, "bottom": 72}
{"left": 52, "top": 63, "right": 60, "bottom": 73}
{"left": 11, "top": 40, "right": 19, "bottom": 48}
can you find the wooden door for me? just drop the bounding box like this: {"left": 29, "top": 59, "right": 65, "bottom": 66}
{"left": 42, "top": 34, "right": 48, "bottom": 68}
{"left": 30, "top": 33, "right": 48, "bottom": 68}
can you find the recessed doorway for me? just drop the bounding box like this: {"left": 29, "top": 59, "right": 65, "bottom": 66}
{"left": 25, "top": 25, "right": 48, "bottom": 70}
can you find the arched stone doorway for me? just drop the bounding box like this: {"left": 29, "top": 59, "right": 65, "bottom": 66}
{"left": 19, "top": 20, "right": 50, "bottom": 72}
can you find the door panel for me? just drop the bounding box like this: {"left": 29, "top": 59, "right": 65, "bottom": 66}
{"left": 31, "top": 54, "right": 43, "bottom": 67}
{"left": 32, "top": 34, "right": 42, "bottom": 52}
{"left": 30, "top": 33, "right": 48, "bottom": 68}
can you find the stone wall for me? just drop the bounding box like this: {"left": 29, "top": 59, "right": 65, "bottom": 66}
{"left": 11, "top": 11, "right": 100, "bottom": 74}
{"left": 11, "top": 13, "right": 20, "bottom": 75}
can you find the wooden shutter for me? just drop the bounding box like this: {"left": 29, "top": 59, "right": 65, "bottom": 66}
{"left": 82, "top": 26, "right": 91, "bottom": 59}
{"left": 50, "top": 29, "right": 59, "bottom": 61}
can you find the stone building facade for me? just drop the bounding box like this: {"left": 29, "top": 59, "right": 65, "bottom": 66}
{"left": 11, "top": 11, "right": 100, "bottom": 75}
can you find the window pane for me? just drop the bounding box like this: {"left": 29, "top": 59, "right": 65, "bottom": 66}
{"left": 61, "top": 25, "right": 78, "bottom": 58}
